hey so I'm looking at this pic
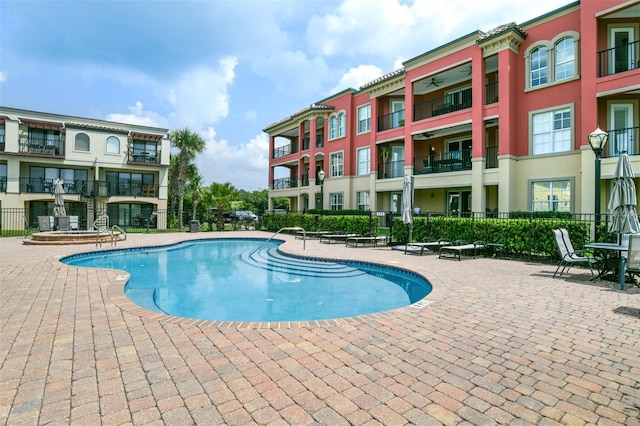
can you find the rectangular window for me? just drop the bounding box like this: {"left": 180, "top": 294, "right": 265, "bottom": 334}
{"left": 357, "top": 105, "right": 371, "bottom": 133}
{"left": 357, "top": 191, "right": 370, "bottom": 210}
{"left": 357, "top": 147, "right": 370, "bottom": 176}
{"left": 330, "top": 151, "right": 344, "bottom": 177}
{"left": 531, "top": 180, "right": 571, "bottom": 212}
{"left": 532, "top": 108, "right": 571, "bottom": 155}
{"left": 329, "top": 193, "right": 343, "bottom": 210}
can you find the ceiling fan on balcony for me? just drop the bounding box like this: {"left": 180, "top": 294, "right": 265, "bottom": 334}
{"left": 461, "top": 65, "right": 472, "bottom": 75}
{"left": 424, "top": 77, "right": 443, "bottom": 88}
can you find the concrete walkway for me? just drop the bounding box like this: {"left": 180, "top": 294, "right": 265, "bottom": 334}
{"left": 1, "top": 231, "right": 639, "bottom": 425}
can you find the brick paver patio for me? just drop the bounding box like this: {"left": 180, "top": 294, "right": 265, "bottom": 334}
{"left": 1, "top": 231, "right": 639, "bottom": 425}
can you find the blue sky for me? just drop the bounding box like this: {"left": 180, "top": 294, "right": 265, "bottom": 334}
{"left": 1, "top": 0, "right": 574, "bottom": 191}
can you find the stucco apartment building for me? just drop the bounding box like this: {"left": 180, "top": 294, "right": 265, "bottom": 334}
{"left": 0, "top": 107, "right": 171, "bottom": 231}
{"left": 264, "top": 0, "right": 639, "bottom": 218}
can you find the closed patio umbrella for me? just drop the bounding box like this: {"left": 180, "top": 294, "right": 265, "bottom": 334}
{"left": 402, "top": 175, "right": 414, "bottom": 242}
{"left": 607, "top": 152, "right": 640, "bottom": 235}
{"left": 53, "top": 179, "right": 67, "bottom": 218}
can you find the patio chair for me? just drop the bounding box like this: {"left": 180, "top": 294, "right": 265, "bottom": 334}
{"left": 623, "top": 234, "right": 640, "bottom": 282}
{"left": 552, "top": 229, "right": 598, "bottom": 278}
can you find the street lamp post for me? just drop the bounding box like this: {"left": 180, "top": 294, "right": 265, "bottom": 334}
{"left": 318, "top": 169, "right": 325, "bottom": 210}
{"left": 588, "top": 126, "right": 609, "bottom": 241}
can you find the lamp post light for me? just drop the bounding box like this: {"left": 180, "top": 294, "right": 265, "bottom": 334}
{"left": 588, "top": 126, "right": 609, "bottom": 241}
{"left": 318, "top": 169, "right": 326, "bottom": 210}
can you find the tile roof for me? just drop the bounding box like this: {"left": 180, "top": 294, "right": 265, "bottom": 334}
{"left": 477, "top": 22, "right": 527, "bottom": 43}
{"left": 359, "top": 68, "right": 405, "bottom": 90}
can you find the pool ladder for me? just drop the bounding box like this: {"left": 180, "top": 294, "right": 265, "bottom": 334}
{"left": 93, "top": 214, "right": 127, "bottom": 247}
{"left": 249, "top": 227, "right": 306, "bottom": 255}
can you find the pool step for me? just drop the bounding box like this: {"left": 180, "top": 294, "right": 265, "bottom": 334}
{"left": 240, "top": 247, "right": 366, "bottom": 278}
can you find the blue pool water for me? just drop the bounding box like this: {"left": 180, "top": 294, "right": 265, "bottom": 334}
{"left": 62, "top": 238, "right": 432, "bottom": 322}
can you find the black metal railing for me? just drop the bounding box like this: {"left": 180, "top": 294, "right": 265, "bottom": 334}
{"left": 377, "top": 110, "right": 405, "bottom": 132}
{"left": 414, "top": 88, "right": 472, "bottom": 121}
{"left": 486, "top": 145, "right": 499, "bottom": 169}
{"left": 302, "top": 137, "right": 310, "bottom": 151}
{"left": 18, "top": 135, "right": 64, "bottom": 156}
{"left": 19, "top": 177, "right": 86, "bottom": 194}
{"left": 485, "top": 81, "right": 499, "bottom": 105}
{"left": 378, "top": 160, "right": 405, "bottom": 179}
{"left": 127, "top": 149, "right": 161, "bottom": 164}
{"left": 605, "top": 126, "right": 639, "bottom": 158}
{"left": 273, "top": 142, "right": 298, "bottom": 159}
{"left": 272, "top": 177, "right": 298, "bottom": 189}
{"left": 0, "top": 134, "right": 5, "bottom": 151}
{"left": 316, "top": 134, "right": 324, "bottom": 148}
{"left": 0, "top": 176, "right": 6, "bottom": 192}
{"left": 300, "top": 173, "right": 309, "bottom": 187}
{"left": 413, "top": 150, "right": 472, "bottom": 175}
{"left": 597, "top": 40, "right": 640, "bottom": 77}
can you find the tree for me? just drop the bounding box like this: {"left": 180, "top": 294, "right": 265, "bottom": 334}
{"left": 188, "top": 173, "right": 204, "bottom": 221}
{"left": 209, "top": 182, "right": 237, "bottom": 231}
{"left": 169, "top": 128, "right": 205, "bottom": 229}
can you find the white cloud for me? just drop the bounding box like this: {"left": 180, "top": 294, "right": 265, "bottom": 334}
{"left": 330, "top": 64, "right": 384, "bottom": 93}
{"left": 196, "top": 129, "right": 269, "bottom": 190}
{"left": 251, "top": 50, "right": 330, "bottom": 97}
{"left": 105, "top": 101, "right": 162, "bottom": 127}
{"left": 167, "top": 57, "right": 238, "bottom": 130}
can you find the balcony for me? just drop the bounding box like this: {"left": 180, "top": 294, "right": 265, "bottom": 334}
{"left": 0, "top": 176, "right": 6, "bottom": 192}
{"left": 377, "top": 111, "right": 405, "bottom": 132}
{"left": 378, "top": 160, "right": 404, "bottom": 179}
{"left": 300, "top": 173, "right": 309, "bottom": 187}
{"left": 20, "top": 177, "right": 87, "bottom": 194}
{"left": 18, "top": 136, "right": 64, "bottom": 156}
{"left": 605, "top": 126, "right": 639, "bottom": 157}
{"left": 273, "top": 142, "right": 298, "bottom": 159}
{"left": 597, "top": 40, "right": 639, "bottom": 77}
{"left": 0, "top": 134, "right": 5, "bottom": 151}
{"left": 413, "top": 150, "right": 472, "bottom": 174}
{"left": 485, "top": 81, "right": 499, "bottom": 105}
{"left": 485, "top": 145, "right": 499, "bottom": 169}
{"left": 272, "top": 177, "right": 298, "bottom": 189}
{"left": 413, "top": 88, "right": 472, "bottom": 121}
{"left": 128, "top": 149, "right": 161, "bottom": 164}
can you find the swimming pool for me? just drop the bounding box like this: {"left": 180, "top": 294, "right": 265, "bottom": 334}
{"left": 62, "top": 238, "right": 432, "bottom": 322}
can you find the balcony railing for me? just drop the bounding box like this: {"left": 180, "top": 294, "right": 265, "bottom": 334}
{"left": 302, "top": 137, "right": 310, "bottom": 150}
{"left": 485, "top": 81, "right": 499, "bottom": 105}
{"left": 377, "top": 110, "right": 405, "bottom": 132}
{"left": 597, "top": 39, "right": 639, "bottom": 77}
{"left": 18, "top": 135, "right": 64, "bottom": 156}
{"left": 606, "top": 126, "right": 639, "bottom": 157}
{"left": 316, "top": 134, "right": 324, "bottom": 148}
{"left": 0, "top": 134, "right": 5, "bottom": 151}
{"left": 377, "top": 160, "right": 405, "bottom": 179}
{"left": 0, "top": 176, "right": 6, "bottom": 192}
{"left": 414, "top": 88, "right": 472, "bottom": 121}
{"left": 486, "top": 145, "right": 499, "bottom": 169}
{"left": 20, "top": 177, "right": 87, "bottom": 194}
{"left": 300, "top": 173, "right": 309, "bottom": 187}
{"left": 128, "top": 150, "right": 161, "bottom": 164}
{"left": 272, "top": 177, "right": 298, "bottom": 189}
{"left": 273, "top": 142, "right": 298, "bottom": 159}
{"left": 413, "top": 150, "right": 472, "bottom": 174}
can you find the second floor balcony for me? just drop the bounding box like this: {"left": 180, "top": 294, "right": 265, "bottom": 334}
{"left": 273, "top": 142, "right": 298, "bottom": 159}
{"left": 605, "top": 126, "right": 640, "bottom": 157}
{"left": 272, "top": 177, "right": 298, "bottom": 190}
{"left": 19, "top": 178, "right": 158, "bottom": 197}
{"left": 128, "top": 149, "right": 161, "bottom": 164}
{"left": 377, "top": 111, "right": 405, "bottom": 132}
{"left": 414, "top": 88, "right": 472, "bottom": 121}
{"left": 19, "top": 135, "right": 65, "bottom": 156}
{"left": 597, "top": 39, "right": 639, "bottom": 77}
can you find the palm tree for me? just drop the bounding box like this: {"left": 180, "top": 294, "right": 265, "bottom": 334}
{"left": 170, "top": 128, "right": 205, "bottom": 229}
{"left": 188, "top": 173, "right": 204, "bottom": 221}
{"left": 209, "top": 182, "right": 237, "bottom": 231}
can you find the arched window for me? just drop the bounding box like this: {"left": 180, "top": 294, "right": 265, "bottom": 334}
{"left": 106, "top": 136, "right": 120, "bottom": 154}
{"left": 555, "top": 37, "right": 575, "bottom": 81}
{"left": 329, "top": 116, "right": 337, "bottom": 140}
{"left": 75, "top": 133, "right": 90, "bottom": 151}
{"left": 338, "top": 112, "right": 346, "bottom": 137}
{"left": 530, "top": 46, "right": 548, "bottom": 87}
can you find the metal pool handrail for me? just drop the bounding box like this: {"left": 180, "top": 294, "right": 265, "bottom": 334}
{"left": 250, "top": 227, "right": 306, "bottom": 255}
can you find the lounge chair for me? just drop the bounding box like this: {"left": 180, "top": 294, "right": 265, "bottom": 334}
{"left": 38, "top": 216, "right": 54, "bottom": 231}
{"left": 552, "top": 228, "right": 597, "bottom": 278}
{"left": 439, "top": 240, "right": 486, "bottom": 261}
{"left": 319, "top": 233, "right": 358, "bottom": 244}
{"left": 403, "top": 239, "right": 451, "bottom": 256}
{"left": 345, "top": 235, "right": 388, "bottom": 248}
{"left": 622, "top": 234, "right": 640, "bottom": 284}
